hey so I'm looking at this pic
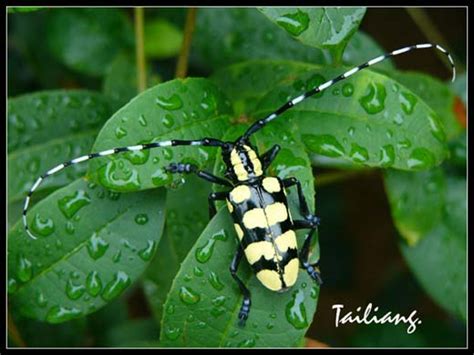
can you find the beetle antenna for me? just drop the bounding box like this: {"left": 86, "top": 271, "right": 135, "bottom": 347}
{"left": 241, "top": 43, "right": 456, "bottom": 141}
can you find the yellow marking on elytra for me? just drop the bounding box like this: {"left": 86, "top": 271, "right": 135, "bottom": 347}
{"left": 275, "top": 230, "right": 297, "bottom": 253}
{"left": 234, "top": 223, "right": 244, "bottom": 240}
{"left": 242, "top": 208, "right": 267, "bottom": 229}
{"left": 283, "top": 258, "right": 299, "bottom": 287}
{"left": 226, "top": 199, "right": 234, "bottom": 213}
{"left": 265, "top": 202, "right": 288, "bottom": 225}
{"left": 230, "top": 185, "right": 251, "bottom": 204}
{"left": 244, "top": 241, "right": 275, "bottom": 264}
{"left": 262, "top": 177, "right": 281, "bottom": 193}
{"left": 252, "top": 158, "right": 263, "bottom": 176}
{"left": 234, "top": 163, "right": 248, "bottom": 181}
{"left": 230, "top": 148, "right": 241, "bottom": 166}
{"left": 256, "top": 270, "right": 282, "bottom": 291}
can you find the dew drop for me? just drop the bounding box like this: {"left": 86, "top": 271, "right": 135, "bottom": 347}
{"left": 237, "top": 338, "right": 256, "bottom": 348}
{"left": 112, "top": 250, "right": 122, "bottom": 263}
{"left": 46, "top": 306, "right": 82, "bottom": 323}
{"left": 193, "top": 266, "right": 204, "bottom": 277}
{"left": 166, "top": 304, "right": 175, "bottom": 315}
{"left": 347, "top": 127, "right": 355, "bottom": 136}
{"left": 135, "top": 213, "right": 149, "bottom": 225}
{"left": 87, "top": 233, "right": 109, "bottom": 260}
{"left": 208, "top": 271, "right": 225, "bottom": 291}
{"left": 427, "top": 113, "right": 446, "bottom": 143}
{"left": 285, "top": 288, "right": 308, "bottom": 329}
{"left": 58, "top": 190, "right": 91, "bottom": 219}
{"left": 8, "top": 278, "right": 18, "bottom": 294}
{"left": 151, "top": 168, "right": 172, "bottom": 186}
{"left": 36, "top": 290, "right": 48, "bottom": 307}
{"left": 311, "top": 285, "right": 319, "bottom": 299}
{"left": 179, "top": 286, "right": 200, "bottom": 305}
{"left": 195, "top": 238, "right": 216, "bottom": 263}
{"left": 305, "top": 74, "right": 326, "bottom": 99}
{"left": 266, "top": 322, "right": 274, "bottom": 330}
{"left": 31, "top": 213, "right": 55, "bottom": 237}
{"left": 86, "top": 271, "right": 102, "bottom": 297}
{"left": 66, "top": 278, "right": 86, "bottom": 300}
{"left": 98, "top": 161, "right": 141, "bottom": 191}
{"left": 399, "top": 91, "right": 418, "bottom": 115}
{"left": 200, "top": 92, "right": 217, "bottom": 113}
{"left": 212, "top": 295, "right": 226, "bottom": 307}
{"left": 276, "top": 10, "right": 310, "bottom": 36}
{"left": 393, "top": 113, "right": 404, "bottom": 125}
{"left": 302, "top": 134, "right": 345, "bottom": 157}
{"left": 359, "top": 82, "right": 386, "bottom": 114}
{"left": 156, "top": 94, "right": 183, "bottom": 110}
{"left": 379, "top": 145, "right": 396, "bottom": 167}
{"left": 138, "top": 114, "right": 148, "bottom": 127}
{"left": 138, "top": 240, "right": 157, "bottom": 261}
{"left": 162, "top": 114, "right": 175, "bottom": 128}
{"left": 349, "top": 143, "right": 369, "bottom": 163}
{"left": 342, "top": 83, "right": 354, "bottom": 97}
{"left": 407, "top": 148, "right": 435, "bottom": 170}
{"left": 164, "top": 325, "right": 182, "bottom": 340}
{"left": 27, "top": 157, "right": 40, "bottom": 174}
{"left": 101, "top": 271, "right": 131, "bottom": 301}
{"left": 115, "top": 127, "right": 128, "bottom": 139}
{"left": 124, "top": 148, "right": 150, "bottom": 165}
{"left": 17, "top": 255, "right": 33, "bottom": 282}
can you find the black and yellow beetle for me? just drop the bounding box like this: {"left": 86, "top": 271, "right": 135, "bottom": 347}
{"left": 22, "top": 43, "right": 455, "bottom": 326}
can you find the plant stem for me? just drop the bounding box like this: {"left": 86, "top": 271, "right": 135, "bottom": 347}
{"left": 315, "top": 169, "right": 376, "bottom": 187}
{"left": 8, "top": 312, "right": 26, "bottom": 347}
{"left": 175, "top": 8, "right": 197, "bottom": 78}
{"left": 134, "top": 7, "right": 146, "bottom": 93}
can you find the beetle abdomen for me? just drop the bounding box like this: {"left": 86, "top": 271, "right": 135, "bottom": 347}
{"left": 227, "top": 177, "right": 299, "bottom": 292}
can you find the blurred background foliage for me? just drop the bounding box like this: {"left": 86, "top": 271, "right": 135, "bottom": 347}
{"left": 7, "top": 7, "right": 466, "bottom": 348}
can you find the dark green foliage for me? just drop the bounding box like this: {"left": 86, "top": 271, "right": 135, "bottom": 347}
{"left": 7, "top": 7, "right": 466, "bottom": 348}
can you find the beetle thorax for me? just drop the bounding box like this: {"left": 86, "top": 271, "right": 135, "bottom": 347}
{"left": 229, "top": 144, "right": 263, "bottom": 182}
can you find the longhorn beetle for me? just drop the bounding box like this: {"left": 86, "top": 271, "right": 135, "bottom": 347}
{"left": 22, "top": 43, "right": 455, "bottom": 326}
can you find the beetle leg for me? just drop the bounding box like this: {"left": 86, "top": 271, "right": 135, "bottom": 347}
{"left": 283, "top": 176, "right": 322, "bottom": 285}
{"left": 261, "top": 144, "right": 281, "bottom": 171}
{"left": 166, "top": 162, "right": 233, "bottom": 187}
{"left": 208, "top": 191, "right": 228, "bottom": 219}
{"left": 230, "top": 245, "right": 252, "bottom": 327}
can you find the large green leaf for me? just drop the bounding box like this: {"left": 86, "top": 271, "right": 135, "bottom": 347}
{"left": 386, "top": 71, "right": 463, "bottom": 140}
{"left": 160, "top": 208, "right": 320, "bottom": 347}
{"left": 8, "top": 131, "right": 97, "bottom": 204}
{"left": 143, "top": 175, "right": 211, "bottom": 325}
{"left": 46, "top": 8, "right": 133, "bottom": 76}
{"left": 259, "top": 7, "right": 366, "bottom": 62}
{"left": 8, "top": 90, "right": 113, "bottom": 153}
{"left": 253, "top": 63, "right": 448, "bottom": 170}
{"left": 88, "top": 78, "right": 233, "bottom": 192}
{"left": 394, "top": 175, "right": 466, "bottom": 321}
{"left": 8, "top": 179, "right": 166, "bottom": 323}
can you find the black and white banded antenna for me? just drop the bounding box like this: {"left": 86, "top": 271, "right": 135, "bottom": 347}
{"left": 241, "top": 43, "right": 456, "bottom": 140}
{"left": 22, "top": 138, "right": 226, "bottom": 240}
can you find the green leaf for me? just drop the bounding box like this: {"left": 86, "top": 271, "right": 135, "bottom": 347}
{"left": 384, "top": 168, "right": 446, "bottom": 245}
{"left": 46, "top": 8, "right": 133, "bottom": 76}
{"left": 8, "top": 90, "right": 114, "bottom": 153}
{"left": 191, "top": 8, "right": 330, "bottom": 73}
{"left": 102, "top": 318, "right": 159, "bottom": 347}
{"left": 385, "top": 172, "right": 466, "bottom": 321}
{"left": 259, "top": 7, "right": 366, "bottom": 62}
{"left": 8, "top": 179, "right": 166, "bottom": 323}
{"left": 143, "top": 175, "right": 211, "bottom": 325}
{"left": 102, "top": 53, "right": 162, "bottom": 110}
{"left": 252, "top": 62, "right": 448, "bottom": 170}
{"left": 8, "top": 7, "right": 46, "bottom": 13}
{"left": 144, "top": 18, "right": 183, "bottom": 59}
{"left": 160, "top": 207, "right": 320, "bottom": 347}
{"left": 88, "top": 78, "right": 233, "bottom": 192}
{"left": 385, "top": 71, "right": 462, "bottom": 140}
{"left": 8, "top": 131, "right": 97, "bottom": 205}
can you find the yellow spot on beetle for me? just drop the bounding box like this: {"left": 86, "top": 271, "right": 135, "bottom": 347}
{"left": 234, "top": 223, "right": 244, "bottom": 240}
{"left": 244, "top": 241, "right": 275, "bottom": 264}
{"left": 242, "top": 208, "right": 267, "bottom": 229}
{"left": 234, "top": 163, "right": 248, "bottom": 181}
{"left": 283, "top": 258, "right": 299, "bottom": 287}
{"left": 275, "top": 230, "right": 297, "bottom": 253}
{"left": 256, "top": 270, "right": 282, "bottom": 291}
{"left": 230, "top": 185, "right": 251, "bottom": 204}
{"left": 265, "top": 202, "right": 288, "bottom": 225}
{"left": 262, "top": 177, "right": 281, "bottom": 193}
{"left": 226, "top": 199, "right": 234, "bottom": 213}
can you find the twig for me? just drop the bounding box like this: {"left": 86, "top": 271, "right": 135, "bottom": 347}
{"left": 134, "top": 7, "right": 146, "bottom": 93}
{"left": 8, "top": 312, "right": 26, "bottom": 347}
{"left": 405, "top": 8, "right": 465, "bottom": 73}
{"left": 175, "top": 8, "right": 197, "bottom": 78}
